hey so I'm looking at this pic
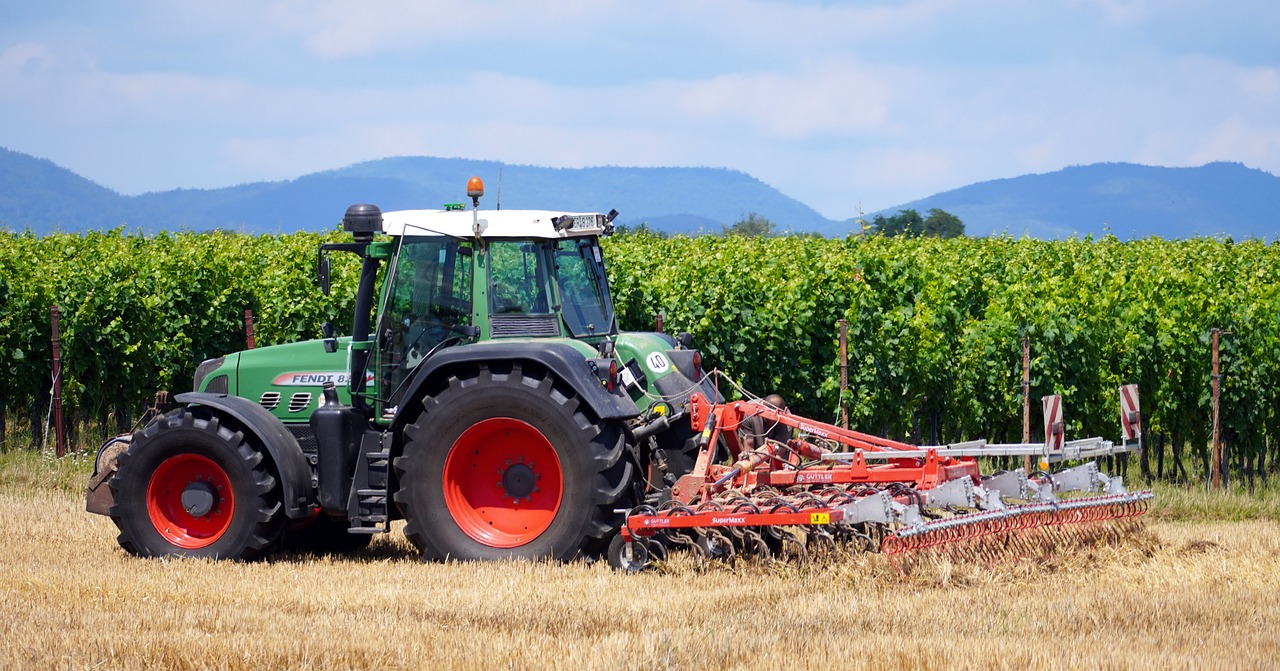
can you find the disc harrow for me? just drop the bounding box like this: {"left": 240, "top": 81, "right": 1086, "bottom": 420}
{"left": 611, "top": 385, "right": 1153, "bottom": 573}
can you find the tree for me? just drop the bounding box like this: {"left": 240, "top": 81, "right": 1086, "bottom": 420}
{"left": 723, "top": 212, "right": 776, "bottom": 238}
{"left": 869, "top": 208, "right": 964, "bottom": 238}
{"left": 922, "top": 208, "right": 965, "bottom": 238}
{"left": 869, "top": 209, "right": 924, "bottom": 237}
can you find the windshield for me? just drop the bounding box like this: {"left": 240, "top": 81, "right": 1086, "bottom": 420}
{"left": 554, "top": 237, "right": 615, "bottom": 337}
{"left": 375, "top": 236, "right": 473, "bottom": 407}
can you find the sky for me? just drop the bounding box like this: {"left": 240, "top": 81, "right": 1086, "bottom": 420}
{"left": 1, "top": 1, "right": 1277, "bottom": 219}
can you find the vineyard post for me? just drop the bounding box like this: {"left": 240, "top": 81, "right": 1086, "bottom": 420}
{"left": 838, "top": 319, "right": 849, "bottom": 429}
{"left": 1210, "top": 328, "right": 1222, "bottom": 490}
{"left": 1021, "top": 337, "right": 1031, "bottom": 473}
{"left": 51, "top": 306, "right": 66, "bottom": 458}
{"left": 655, "top": 312, "right": 664, "bottom": 333}
{"left": 244, "top": 309, "right": 256, "bottom": 349}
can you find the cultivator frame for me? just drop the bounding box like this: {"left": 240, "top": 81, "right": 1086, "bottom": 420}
{"left": 612, "top": 384, "right": 1152, "bottom": 572}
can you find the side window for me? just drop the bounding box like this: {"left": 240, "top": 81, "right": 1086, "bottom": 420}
{"left": 488, "top": 241, "right": 551, "bottom": 315}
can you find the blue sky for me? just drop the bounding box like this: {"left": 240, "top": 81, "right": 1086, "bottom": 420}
{"left": 1, "top": 1, "right": 1276, "bottom": 218}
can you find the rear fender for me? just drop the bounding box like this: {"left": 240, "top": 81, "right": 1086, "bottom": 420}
{"left": 389, "top": 342, "right": 641, "bottom": 436}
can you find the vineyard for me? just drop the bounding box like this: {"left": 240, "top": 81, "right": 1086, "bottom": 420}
{"left": 2, "top": 228, "right": 1278, "bottom": 486}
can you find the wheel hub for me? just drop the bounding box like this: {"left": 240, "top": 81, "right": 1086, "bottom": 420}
{"left": 500, "top": 462, "right": 537, "bottom": 500}
{"left": 181, "top": 479, "right": 219, "bottom": 518}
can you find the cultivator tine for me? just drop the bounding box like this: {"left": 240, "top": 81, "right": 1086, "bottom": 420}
{"left": 881, "top": 491, "right": 1154, "bottom": 576}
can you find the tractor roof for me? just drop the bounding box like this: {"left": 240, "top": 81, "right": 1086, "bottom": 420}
{"left": 380, "top": 209, "right": 611, "bottom": 239}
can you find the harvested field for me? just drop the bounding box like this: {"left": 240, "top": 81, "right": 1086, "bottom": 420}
{"left": 2, "top": 453, "right": 1278, "bottom": 670}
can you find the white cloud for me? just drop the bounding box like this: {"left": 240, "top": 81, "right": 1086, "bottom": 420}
{"left": 660, "top": 63, "right": 894, "bottom": 138}
{"left": 0, "top": 42, "right": 53, "bottom": 78}
{"left": 2, "top": 1, "right": 1278, "bottom": 218}
{"left": 1186, "top": 118, "right": 1280, "bottom": 168}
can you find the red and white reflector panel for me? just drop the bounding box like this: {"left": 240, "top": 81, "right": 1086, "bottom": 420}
{"left": 1042, "top": 394, "right": 1064, "bottom": 453}
{"left": 1119, "top": 383, "right": 1142, "bottom": 442}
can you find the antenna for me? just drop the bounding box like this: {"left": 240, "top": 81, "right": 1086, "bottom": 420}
{"left": 496, "top": 165, "right": 503, "bottom": 211}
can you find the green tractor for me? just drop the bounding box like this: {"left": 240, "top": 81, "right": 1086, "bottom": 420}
{"left": 86, "top": 177, "right": 716, "bottom": 562}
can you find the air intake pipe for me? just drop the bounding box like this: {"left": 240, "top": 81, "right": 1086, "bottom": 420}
{"left": 343, "top": 204, "right": 383, "bottom": 411}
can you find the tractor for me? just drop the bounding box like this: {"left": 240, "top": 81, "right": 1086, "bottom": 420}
{"left": 87, "top": 177, "right": 714, "bottom": 563}
{"left": 87, "top": 177, "right": 1152, "bottom": 572}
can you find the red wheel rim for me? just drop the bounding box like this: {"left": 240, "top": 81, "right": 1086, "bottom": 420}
{"left": 146, "top": 453, "right": 235, "bottom": 549}
{"left": 443, "top": 417, "right": 564, "bottom": 548}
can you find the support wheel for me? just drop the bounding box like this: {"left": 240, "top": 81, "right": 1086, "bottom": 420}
{"left": 394, "top": 363, "right": 636, "bottom": 561}
{"left": 108, "top": 409, "right": 285, "bottom": 560}
{"left": 607, "top": 533, "right": 650, "bottom": 573}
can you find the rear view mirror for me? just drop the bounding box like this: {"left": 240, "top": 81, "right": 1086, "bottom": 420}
{"left": 321, "top": 321, "right": 337, "bottom": 353}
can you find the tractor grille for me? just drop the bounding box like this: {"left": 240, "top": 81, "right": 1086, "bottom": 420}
{"left": 204, "top": 374, "right": 229, "bottom": 395}
{"left": 288, "top": 392, "right": 313, "bottom": 413}
{"left": 259, "top": 392, "right": 281, "bottom": 410}
{"left": 491, "top": 314, "right": 560, "bottom": 337}
{"left": 286, "top": 423, "right": 318, "bottom": 454}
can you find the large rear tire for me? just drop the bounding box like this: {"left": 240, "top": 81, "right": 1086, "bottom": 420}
{"left": 394, "top": 363, "right": 636, "bottom": 561}
{"left": 107, "top": 409, "right": 285, "bottom": 560}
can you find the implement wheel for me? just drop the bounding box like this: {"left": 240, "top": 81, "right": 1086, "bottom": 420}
{"left": 108, "top": 409, "right": 285, "bottom": 560}
{"left": 394, "top": 363, "right": 636, "bottom": 561}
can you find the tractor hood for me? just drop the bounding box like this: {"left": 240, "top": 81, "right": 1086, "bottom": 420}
{"left": 193, "top": 338, "right": 367, "bottom": 423}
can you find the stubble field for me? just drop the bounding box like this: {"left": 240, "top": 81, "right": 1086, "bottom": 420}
{"left": 2, "top": 452, "right": 1278, "bottom": 671}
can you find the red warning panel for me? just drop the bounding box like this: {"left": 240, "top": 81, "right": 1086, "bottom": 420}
{"left": 1042, "top": 394, "right": 1064, "bottom": 453}
{"left": 1119, "top": 384, "right": 1142, "bottom": 442}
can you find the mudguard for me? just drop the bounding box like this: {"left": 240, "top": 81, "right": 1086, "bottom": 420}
{"left": 389, "top": 341, "right": 641, "bottom": 434}
{"left": 174, "top": 392, "right": 316, "bottom": 519}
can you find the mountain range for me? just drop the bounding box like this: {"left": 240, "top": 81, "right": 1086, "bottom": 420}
{"left": 1, "top": 147, "right": 1276, "bottom": 239}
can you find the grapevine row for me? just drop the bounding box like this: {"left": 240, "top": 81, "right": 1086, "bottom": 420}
{"left": 1, "top": 228, "right": 1276, "bottom": 483}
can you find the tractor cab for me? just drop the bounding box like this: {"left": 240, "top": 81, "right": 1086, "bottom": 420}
{"left": 368, "top": 206, "right": 619, "bottom": 415}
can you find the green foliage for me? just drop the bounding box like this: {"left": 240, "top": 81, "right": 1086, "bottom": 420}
{"left": 603, "top": 232, "right": 1280, "bottom": 468}
{"left": 612, "top": 222, "right": 669, "bottom": 238}
{"left": 722, "top": 212, "right": 777, "bottom": 238}
{"left": 0, "top": 227, "right": 360, "bottom": 440}
{"left": 4, "top": 227, "right": 1279, "bottom": 488}
{"left": 869, "top": 208, "right": 965, "bottom": 238}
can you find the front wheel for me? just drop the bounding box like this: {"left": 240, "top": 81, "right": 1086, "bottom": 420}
{"left": 394, "top": 363, "right": 636, "bottom": 561}
{"left": 107, "top": 409, "right": 285, "bottom": 560}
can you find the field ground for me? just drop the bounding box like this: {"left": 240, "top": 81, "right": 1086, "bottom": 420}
{"left": 2, "top": 450, "right": 1279, "bottom": 670}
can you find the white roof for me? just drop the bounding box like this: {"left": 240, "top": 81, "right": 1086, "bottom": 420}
{"left": 380, "top": 209, "right": 608, "bottom": 239}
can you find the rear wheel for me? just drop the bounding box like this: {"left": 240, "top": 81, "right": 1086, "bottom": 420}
{"left": 394, "top": 363, "right": 636, "bottom": 561}
{"left": 108, "top": 409, "right": 285, "bottom": 560}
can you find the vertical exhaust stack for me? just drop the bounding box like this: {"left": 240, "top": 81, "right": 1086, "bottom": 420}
{"left": 342, "top": 204, "right": 384, "bottom": 410}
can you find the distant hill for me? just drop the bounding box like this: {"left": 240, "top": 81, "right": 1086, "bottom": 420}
{"left": 0, "top": 147, "right": 1276, "bottom": 239}
{"left": 874, "top": 162, "right": 1280, "bottom": 240}
{"left": 0, "top": 149, "right": 834, "bottom": 236}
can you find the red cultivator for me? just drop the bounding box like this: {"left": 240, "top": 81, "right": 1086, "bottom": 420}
{"left": 610, "top": 384, "right": 1152, "bottom": 573}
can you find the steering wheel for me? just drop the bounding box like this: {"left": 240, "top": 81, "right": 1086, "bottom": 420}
{"left": 405, "top": 319, "right": 472, "bottom": 368}
{"left": 417, "top": 336, "right": 463, "bottom": 364}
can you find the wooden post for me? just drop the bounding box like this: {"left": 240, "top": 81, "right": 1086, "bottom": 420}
{"left": 1021, "top": 337, "right": 1031, "bottom": 473}
{"left": 245, "top": 309, "right": 256, "bottom": 349}
{"left": 838, "top": 319, "right": 849, "bottom": 429}
{"left": 655, "top": 312, "right": 664, "bottom": 333}
{"left": 1210, "top": 328, "right": 1222, "bottom": 490}
{"left": 51, "top": 306, "right": 66, "bottom": 457}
